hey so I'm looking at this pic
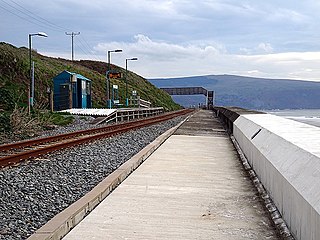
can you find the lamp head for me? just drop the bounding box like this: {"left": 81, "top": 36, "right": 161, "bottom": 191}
{"left": 37, "top": 32, "right": 48, "bottom": 37}
{"left": 30, "top": 32, "right": 48, "bottom": 37}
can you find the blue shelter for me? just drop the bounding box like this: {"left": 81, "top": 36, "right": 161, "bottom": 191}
{"left": 53, "top": 70, "right": 92, "bottom": 111}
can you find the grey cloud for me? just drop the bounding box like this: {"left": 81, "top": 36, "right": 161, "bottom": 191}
{"left": 2, "top": 0, "right": 320, "bottom": 80}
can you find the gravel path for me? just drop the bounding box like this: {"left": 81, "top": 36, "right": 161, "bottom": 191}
{"left": 0, "top": 116, "right": 185, "bottom": 240}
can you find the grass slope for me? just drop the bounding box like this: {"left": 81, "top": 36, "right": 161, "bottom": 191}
{"left": 0, "top": 42, "right": 180, "bottom": 112}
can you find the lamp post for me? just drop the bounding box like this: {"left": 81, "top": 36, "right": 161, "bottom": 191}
{"left": 106, "top": 49, "right": 122, "bottom": 108}
{"left": 28, "top": 32, "right": 48, "bottom": 114}
{"left": 125, "top": 58, "right": 138, "bottom": 107}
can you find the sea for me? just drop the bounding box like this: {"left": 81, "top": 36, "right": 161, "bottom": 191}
{"left": 266, "top": 109, "right": 320, "bottom": 128}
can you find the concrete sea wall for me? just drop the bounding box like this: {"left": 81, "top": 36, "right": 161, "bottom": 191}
{"left": 215, "top": 107, "right": 320, "bottom": 240}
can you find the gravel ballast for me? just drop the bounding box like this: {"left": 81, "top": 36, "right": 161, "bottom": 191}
{"left": 0, "top": 116, "right": 185, "bottom": 240}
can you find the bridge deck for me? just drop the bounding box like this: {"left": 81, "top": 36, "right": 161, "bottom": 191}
{"left": 64, "top": 110, "right": 279, "bottom": 240}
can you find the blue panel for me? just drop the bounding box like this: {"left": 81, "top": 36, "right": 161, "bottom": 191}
{"left": 72, "top": 82, "right": 77, "bottom": 108}
{"left": 53, "top": 71, "right": 72, "bottom": 111}
{"left": 53, "top": 71, "right": 70, "bottom": 93}
{"left": 82, "top": 94, "right": 87, "bottom": 108}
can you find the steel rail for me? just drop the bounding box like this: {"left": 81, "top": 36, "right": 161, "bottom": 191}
{"left": 0, "top": 109, "right": 191, "bottom": 152}
{"left": 0, "top": 109, "right": 193, "bottom": 168}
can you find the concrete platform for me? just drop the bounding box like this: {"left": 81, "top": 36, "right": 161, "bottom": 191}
{"left": 63, "top": 110, "right": 279, "bottom": 240}
{"left": 60, "top": 108, "right": 116, "bottom": 116}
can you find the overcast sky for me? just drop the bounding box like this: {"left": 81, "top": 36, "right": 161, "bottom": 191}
{"left": 2, "top": 0, "right": 320, "bottom": 81}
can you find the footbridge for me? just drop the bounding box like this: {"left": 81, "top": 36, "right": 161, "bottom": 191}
{"left": 161, "top": 87, "right": 214, "bottom": 109}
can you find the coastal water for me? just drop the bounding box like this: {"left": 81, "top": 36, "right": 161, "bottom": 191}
{"left": 267, "top": 109, "right": 320, "bottom": 127}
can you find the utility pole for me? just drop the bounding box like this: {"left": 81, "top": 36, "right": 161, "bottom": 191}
{"left": 65, "top": 32, "right": 80, "bottom": 61}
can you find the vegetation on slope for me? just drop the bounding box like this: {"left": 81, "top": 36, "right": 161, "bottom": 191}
{"left": 0, "top": 42, "right": 180, "bottom": 140}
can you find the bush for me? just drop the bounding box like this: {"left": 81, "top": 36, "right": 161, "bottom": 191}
{"left": 0, "top": 88, "right": 16, "bottom": 111}
{"left": 0, "top": 106, "right": 75, "bottom": 142}
{"left": 10, "top": 107, "right": 42, "bottom": 139}
{"left": 0, "top": 112, "right": 11, "bottom": 139}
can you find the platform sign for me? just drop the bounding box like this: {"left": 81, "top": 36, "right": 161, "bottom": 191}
{"left": 108, "top": 72, "right": 122, "bottom": 79}
{"left": 112, "top": 85, "right": 119, "bottom": 107}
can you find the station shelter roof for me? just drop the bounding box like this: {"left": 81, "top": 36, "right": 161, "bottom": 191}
{"left": 64, "top": 70, "right": 91, "bottom": 81}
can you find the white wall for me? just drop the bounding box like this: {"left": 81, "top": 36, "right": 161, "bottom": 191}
{"left": 233, "top": 114, "right": 320, "bottom": 240}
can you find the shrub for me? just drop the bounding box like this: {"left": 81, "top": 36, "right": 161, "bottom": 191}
{"left": 0, "top": 88, "right": 15, "bottom": 111}
{"left": 0, "top": 112, "right": 11, "bottom": 141}
{"left": 10, "top": 106, "right": 42, "bottom": 139}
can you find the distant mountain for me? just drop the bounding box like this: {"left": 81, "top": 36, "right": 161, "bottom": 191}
{"left": 149, "top": 75, "right": 320, "bottom": 110}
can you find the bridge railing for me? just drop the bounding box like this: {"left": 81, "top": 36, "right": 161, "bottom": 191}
{"left": 139, "top": 98, "right": 152, "bottom": 108}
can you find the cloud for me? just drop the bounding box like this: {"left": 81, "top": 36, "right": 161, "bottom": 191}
{"left": 239, "top": 43, "right": 274, "bottom": 54}
{"left": 4, "top": 0, "right": 320, "bottom": 82}
{"left": 233, "top": 52, "right": 320, "bottom": 80}
{"left": 267, "top": 8, "right": 309, "bottom": 23}
{"left": 257, "top": 43, "right": 274, "bottom": 53}
{"left": 94, "top": 34, "right": 224, "bottom": 62}
{"left": 83, "top": 35, "right": 320, "bottom": 81}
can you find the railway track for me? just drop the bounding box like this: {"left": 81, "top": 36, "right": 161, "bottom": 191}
{"left": 0, "top": 109, "right": 193, "bottom": 168}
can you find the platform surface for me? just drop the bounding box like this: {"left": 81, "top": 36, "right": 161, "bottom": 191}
{"left": 59, "top": 108, "right": 116, "bottom": 116}
{"left": 63, "top": 110, "right": 279, "bottom": 239}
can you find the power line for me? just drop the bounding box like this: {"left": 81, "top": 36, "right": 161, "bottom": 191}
{"left": 0, "top": 0, "right": 105, "bottom": 62}
{"left": 6, "top": 0, "right": 67, "bottom": 31}
{"left": 74, "top": 41, "right": 88, "bottom": 57}
{"left": 0, "top": 0, "right": 61, "bottom": 32}
{"left": 74, "top": 41, "right": 100, "bottom": 61}
{"left": 78, "top": 36, "right": 101, "bottom": 61}
{"left": 0, "top": 3, "right": 49, "bottom": 30}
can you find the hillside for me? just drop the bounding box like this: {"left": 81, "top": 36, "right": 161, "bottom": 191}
{"left": 149, "top": 75, "right": 320, "bottom": 109}
{"left": 0, "top": 42, "right": 180, "bottom": 112}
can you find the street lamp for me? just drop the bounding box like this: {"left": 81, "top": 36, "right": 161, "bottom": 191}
{"left": 28, "top": 32, "right": 48, "bottom": 114}
{"left": 107, "top": 49, "right": 122, "bottom": 108}
{"left": 125, "top": 58, "right": 138, "bottom": 107}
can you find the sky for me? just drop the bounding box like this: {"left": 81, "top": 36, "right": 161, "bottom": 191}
{"left": 2, "top": 0, "right": 320, "bottom": 81}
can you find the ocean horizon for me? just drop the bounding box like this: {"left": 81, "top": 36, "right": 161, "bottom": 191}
{"left": 266, "top": 109, "right": 320, "bottom": 128}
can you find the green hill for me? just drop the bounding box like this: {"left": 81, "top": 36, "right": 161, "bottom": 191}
{"left": 0, "top": 42, "right": 180, "bottom": 141}
{"left": 0, "top": 42, "right": 180, "bottom": 112}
